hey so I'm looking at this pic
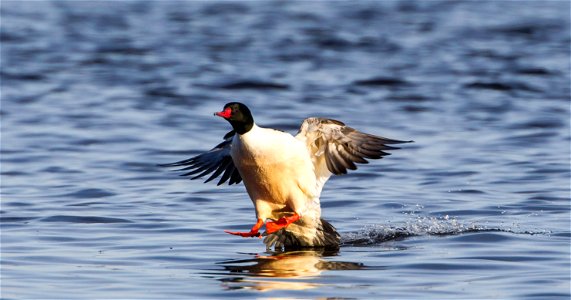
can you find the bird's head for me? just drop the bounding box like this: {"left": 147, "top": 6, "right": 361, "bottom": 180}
{"left": 215, "top": 102, "right": 254, "bottom": 135}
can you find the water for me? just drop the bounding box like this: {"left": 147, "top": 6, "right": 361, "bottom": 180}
{"left": 1, "top": 1, "right": 570, "bottom": 299}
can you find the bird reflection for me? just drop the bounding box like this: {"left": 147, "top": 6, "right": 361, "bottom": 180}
{"left": 213, "top": 248, "right": 364, "bottom": 291}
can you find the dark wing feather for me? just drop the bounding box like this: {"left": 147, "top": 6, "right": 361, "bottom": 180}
{"left": 158, "top": 131, "right": 242, "bottom": 185}
{"left": 296, "top": 118, "right": 412, "bottom": 176}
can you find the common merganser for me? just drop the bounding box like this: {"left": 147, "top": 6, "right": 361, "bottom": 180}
{"left": 161, "top": 102, "right": 411, "bottom": 249}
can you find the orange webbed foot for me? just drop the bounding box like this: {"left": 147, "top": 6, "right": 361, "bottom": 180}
{"left": 224, "top": 219, "right": 263, "bottom": 238}
{"left": 224, "top": 230, "right": 261, "bottom": 238}
{"left": 265, "top": 213, "right": 300, "bottom": 234}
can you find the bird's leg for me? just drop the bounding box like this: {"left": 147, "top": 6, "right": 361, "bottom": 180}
{"left": 265, "top": 213, "right": 300, "bottom": 234}
{"left": 224, "top": 219, "right": 263, "bottom": 238}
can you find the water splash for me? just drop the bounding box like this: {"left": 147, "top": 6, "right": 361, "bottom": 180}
{"left": 341, "top": 216, "right": 549, "bottom": 246}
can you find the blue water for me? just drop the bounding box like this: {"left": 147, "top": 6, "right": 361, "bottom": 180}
{"left": 1, "top": 1, "right": 570, "bottom": 299}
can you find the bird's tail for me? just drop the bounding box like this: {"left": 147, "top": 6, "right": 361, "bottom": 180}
{"left": 263, "top": 218, "right": 340, "bottom": 250}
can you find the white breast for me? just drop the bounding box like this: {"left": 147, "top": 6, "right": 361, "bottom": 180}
{"left": 230, "top": 124, "right": 319, "bottom": 220}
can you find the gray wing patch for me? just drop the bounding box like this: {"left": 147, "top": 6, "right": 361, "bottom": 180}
{"left": 299, "top": 117, "right": 412, "bottom": 175}
{"left": 159, "top": 131, "right": 242, "bottom": 185}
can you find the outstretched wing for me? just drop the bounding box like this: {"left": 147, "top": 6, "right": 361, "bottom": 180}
{"left": 158, "top": 131, "right": 242, "bottom": 185}
{"left": 296, "top": 117, "right": 412, "bottom": 177}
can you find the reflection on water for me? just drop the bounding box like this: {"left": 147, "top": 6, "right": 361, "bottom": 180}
{"left": 212, "top": 249, "right": 364, "bottom": 291}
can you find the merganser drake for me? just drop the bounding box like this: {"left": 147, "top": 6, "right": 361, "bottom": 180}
{"left": 161, "top": 102, "right": 411, "bottom": 249}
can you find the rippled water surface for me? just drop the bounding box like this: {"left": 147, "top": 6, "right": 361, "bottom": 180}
{"left": 1, "top": 1, "right": 570, "bottom": 299}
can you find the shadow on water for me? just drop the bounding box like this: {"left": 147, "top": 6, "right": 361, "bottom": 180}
{"left": 206, "top": 249, "right": 366, "bottom": 292}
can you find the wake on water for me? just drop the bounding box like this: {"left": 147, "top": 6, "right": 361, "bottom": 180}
{"left": 340, "top": 216, "right": 550, "bottom": 246}
{"left": 211, "top": 216, "right": 551, "bottom": 280}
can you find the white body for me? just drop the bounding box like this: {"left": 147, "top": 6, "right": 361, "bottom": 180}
{"left": 230, "top": 124, "right": 322, "bottom": 223}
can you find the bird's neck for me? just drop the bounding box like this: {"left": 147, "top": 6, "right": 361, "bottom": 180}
{"left": 232, "top": 119, "right": 254, "bottom": 135}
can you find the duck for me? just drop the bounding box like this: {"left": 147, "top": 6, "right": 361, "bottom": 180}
{"left": 161, "top": 102, "right": 411, "bottom": 249}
